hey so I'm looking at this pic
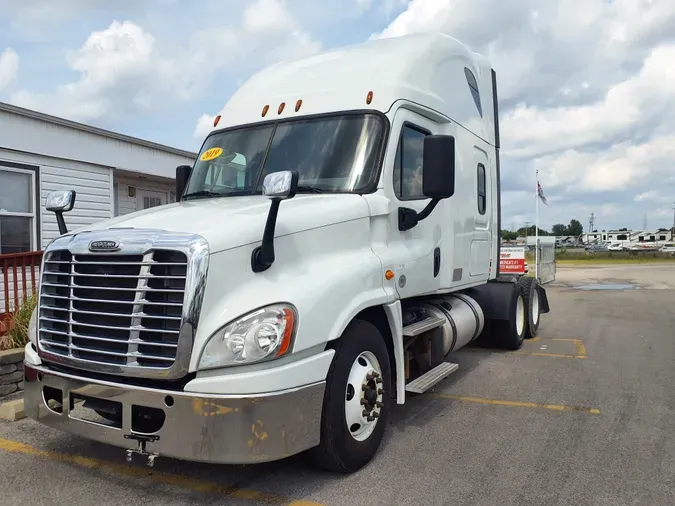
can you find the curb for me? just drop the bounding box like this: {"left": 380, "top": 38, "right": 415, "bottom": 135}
{"left": 0, "top": 398, "right": 25, "bottom": 421}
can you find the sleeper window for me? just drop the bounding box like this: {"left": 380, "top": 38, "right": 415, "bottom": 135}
{"left": 464, "top": 68, "right": 482, "bottom": 117}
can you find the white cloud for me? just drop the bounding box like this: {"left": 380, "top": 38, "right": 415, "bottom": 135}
{"left": 8, "top": 0, "right": 321, "bottom": 126}
{"left": 4, "top": 0, "right": 675, "bottom": 230}
{"left": 502, "top": 44, "right": 675, "bottom": 160}
{"left": 635, "top": 191, "right": 658, "bottom": 202}
{"left": 0, "top": 48, "right": 19, "bottom": 91}
{"left": 376, "top": 0, "right": 675, "bottom": 229}
{"left": 193, "top": 113, "right": 217, "bottom": 140}
{"left": 243, "top": 0, "right": 295, "bottom": 33}
{"left": 10, "top": 21, "right": 171, "bottom": 121}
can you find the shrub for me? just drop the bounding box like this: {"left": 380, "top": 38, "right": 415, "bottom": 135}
{"left": 0, "top": 293, "right": 38, "bottom": 351}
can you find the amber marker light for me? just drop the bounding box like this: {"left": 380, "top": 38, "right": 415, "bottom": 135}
{"left": 366, "top": 91, "right": 374, "bottom": 104}
{"left": 262, "top": 105, "right": 270, "bottom": 117}
{"left": 213, "top": 114, "right": 221, "bottom": 127}
{"left": 385, "top": 270, "right": 395, "bottom": 281}
{"left": 295, "top": 99, "right": 303, "bottom": 112}
{"left": 278, "top": 102, "right": 286, "bottom": 114}
{"left": 277, "top": 308, "right": 296, "bottom": 356}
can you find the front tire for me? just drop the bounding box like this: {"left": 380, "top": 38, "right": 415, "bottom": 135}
{"left": 306, "top": 319, "right": 391, "bottom": 473}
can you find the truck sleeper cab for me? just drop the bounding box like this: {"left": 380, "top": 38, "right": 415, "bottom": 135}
{"left": 23, "top": 32, "right": 550, "bottom": 474}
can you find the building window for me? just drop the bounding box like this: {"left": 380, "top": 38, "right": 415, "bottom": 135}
{"left": 0, "top": 166, "right": 36, "bottom": 254}
{"left": 393, "top": 124, "right": 429, "bottom": 200}
{"left": 477, "top": 163, "right": 486, "bottom": 215}
{"left": 464, "top": 68, "right": 483, "bottom": 117}
{"left": 143, "top": 196, "right": 162, "bottom": 209}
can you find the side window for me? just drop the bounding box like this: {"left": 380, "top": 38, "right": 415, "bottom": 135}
{"left": 464, "top": 68, "right": 482, "bottom": 117}
{"left": 393, "top": 124, "right": 428, "bottom": 200}
{"left": 477, "top": 163, "right": 486, "bottom": 215}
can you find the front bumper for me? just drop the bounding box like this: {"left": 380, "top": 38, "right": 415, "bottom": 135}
{"left": 23, "top": 364, "right": 325, "bottom": 464}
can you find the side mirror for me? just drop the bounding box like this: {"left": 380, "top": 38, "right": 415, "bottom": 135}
{"left": 422, "top": 135, "right": 455, "bottom": 199}
{"left": 262, "top": 170, "right": 299, "bottom": 199}
{"left": 398, "top": 135, "right": 456, "bottom": 232}
{"left": 46, "top": 190, "right": 76, "bottom": 212}
{"left": 252, "top": 170, "right": 299, "bottom": 273}
{"left": 46, "top": 190, "right": 76, "bottom": 235}
{"left": 176, "top": 165, "right": 192, "bottom": 199}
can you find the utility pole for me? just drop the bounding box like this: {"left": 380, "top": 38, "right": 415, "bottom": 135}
{"left": 524, "top": 221, "right": 530, "bottom": 237}
{"left": 672, "top": 202, "right": 675, "bottom": 237}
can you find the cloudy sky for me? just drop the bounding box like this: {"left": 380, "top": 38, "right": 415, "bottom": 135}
{"left": 1, "top": 0, "right": 674, "bottom": 233}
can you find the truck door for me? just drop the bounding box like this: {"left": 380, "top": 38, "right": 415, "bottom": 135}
{"left": 469, "top": 146, "right": 492, "bottom": 278}
{"left": 384, "top": 108, "right": 449, "bottom": 298}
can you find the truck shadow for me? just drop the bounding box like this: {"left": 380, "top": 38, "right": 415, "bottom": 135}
{"left": 31, "top": 346, "right": 495, "bottom": 499}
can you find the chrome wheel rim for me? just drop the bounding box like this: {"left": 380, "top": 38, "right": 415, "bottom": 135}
{"left": 345, "top": 351, "right": 384, "bottom": 442}
{"left": 516, "top": 295, "right": 525, "bottom": 336}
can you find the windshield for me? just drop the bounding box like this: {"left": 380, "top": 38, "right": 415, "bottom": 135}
{"left": 184, "top": 113, "right": 386, "bottom": 198}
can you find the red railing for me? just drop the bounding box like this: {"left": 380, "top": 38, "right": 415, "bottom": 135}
{"left": 1, "top": 251, "right": 44, "bottom": 334}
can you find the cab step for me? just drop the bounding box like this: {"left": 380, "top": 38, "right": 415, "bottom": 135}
{"left": 402, "top": 315, "right": 444, "bottom": 337}
{"left": 405, "top": 362, "right": 459, "bottom": 394}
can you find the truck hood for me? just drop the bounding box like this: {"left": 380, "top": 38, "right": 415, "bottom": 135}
{"left": 74, "top": 194, "right": 372, "bottom": 253}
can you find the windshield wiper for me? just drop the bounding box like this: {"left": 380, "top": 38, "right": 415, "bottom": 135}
{"left": 182, "top": 190, "right": 222, "bottom": 200}
{"left": 295, "top": 186, "right": 324, "bottom": 194}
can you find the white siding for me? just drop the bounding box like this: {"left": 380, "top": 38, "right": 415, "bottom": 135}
{"left": 40, "top": 162, "right": 113, "bottom": 246}
{"left": 114, "top": 176, "right": 174, "bottom": 217}
{"left": 0, "top": 108, "right": 195, "bottom": 180}
{"left": 0, "top": 150, "right": 114, "bottom": 249}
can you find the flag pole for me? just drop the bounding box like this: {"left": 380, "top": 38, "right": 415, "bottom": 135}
{"left": 535, "top": 168, "right": 539, "bottom": 281}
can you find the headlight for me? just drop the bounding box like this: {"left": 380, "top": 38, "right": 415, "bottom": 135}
{"left": 198, "top": 303, "right": 296, "bottom": 370}
{"left": 28, "top": 307, "right": 38, "bottom": 345}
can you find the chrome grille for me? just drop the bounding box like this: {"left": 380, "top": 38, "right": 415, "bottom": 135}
{"left": 38, "top": 249, "right": 188, "bottom": 369}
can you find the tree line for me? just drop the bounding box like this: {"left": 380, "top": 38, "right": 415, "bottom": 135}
{"left": 500, "top": 219, "right": 583, "bottom": 241}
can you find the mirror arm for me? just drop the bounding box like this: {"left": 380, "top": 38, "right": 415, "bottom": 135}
{"left": 398, "top": 197, "right": 441, "bottom": 232}
{"left": 251, "top": 197, "right": 282, "bottom": 273}
{"left": 55, "top": 212, "right": 68, "bottom": 235}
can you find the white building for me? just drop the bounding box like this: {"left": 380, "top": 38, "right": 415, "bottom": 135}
{"left": 0, "top": 101, "right": 196, "bottom": 318}
{"left": 0, "top": 101, "right": 197, "bottom": 254}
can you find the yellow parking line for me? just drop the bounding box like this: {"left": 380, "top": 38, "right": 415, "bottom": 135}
{"left": 463, "top": 348, "right": 586, "bottom": 359}
{"left": 431, "top": 393, "right": 600, "bottom": 415}
{"left": 537, "top": 337, "right": 588, "bottom": 359}
{"left": 0, "top": 438, "right": 322, "bottom": 505}
{"left": 527, "top": 352, "right": 587, "bottom": 359}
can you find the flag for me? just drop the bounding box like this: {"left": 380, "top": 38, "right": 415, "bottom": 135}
{"left": 537, "top": 181, "right": 549, "bottom": 206}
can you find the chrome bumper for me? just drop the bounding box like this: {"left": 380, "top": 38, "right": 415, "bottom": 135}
{"left": 23, "top": 364, "right": 325, "bottom": 464}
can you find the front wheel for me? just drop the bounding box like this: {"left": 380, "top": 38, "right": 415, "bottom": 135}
{"left": 306, "top": 319, "right": 391, "bottom": 473}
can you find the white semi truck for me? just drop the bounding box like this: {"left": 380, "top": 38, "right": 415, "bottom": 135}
{"left": 23, "top": 32, "right": 549, "bottom": 473}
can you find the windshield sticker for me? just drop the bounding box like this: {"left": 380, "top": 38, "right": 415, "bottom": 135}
{"left": 200, "top": 147, "right": 223, "bottom": 161}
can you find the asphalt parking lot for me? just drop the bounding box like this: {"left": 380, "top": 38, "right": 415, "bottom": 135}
{"left": 2, "top": 263, "right": 675, "bottom": 506}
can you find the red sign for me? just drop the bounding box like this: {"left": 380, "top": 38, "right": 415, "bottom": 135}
{"left": 500, "top": 246, "right": 526, "bottom": 274}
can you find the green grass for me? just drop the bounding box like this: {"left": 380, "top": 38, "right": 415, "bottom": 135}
{"left": 557, "top": 257, "right": 675, "bottom": 265}
{"left": 522, "top": 249, "right": 675, "bottom": 266}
